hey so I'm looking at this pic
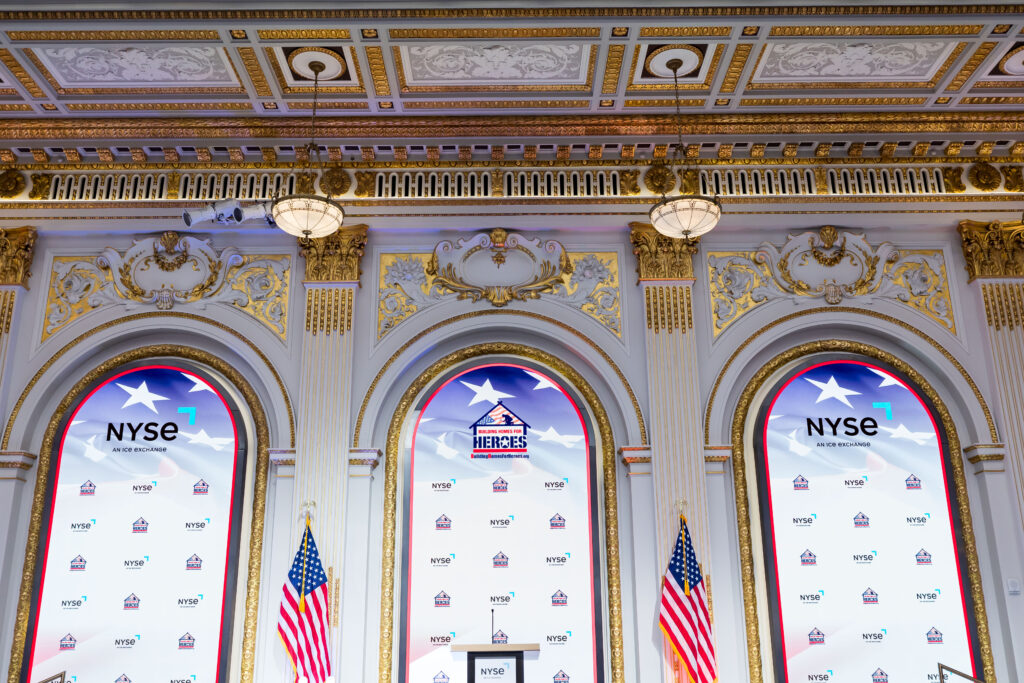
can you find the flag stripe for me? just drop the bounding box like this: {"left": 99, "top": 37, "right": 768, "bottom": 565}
{"left": 278, "top": 525, "right": 332, "bottom": 683}
{"left": 660, "top": 518, "right": 717, "bottom": 683}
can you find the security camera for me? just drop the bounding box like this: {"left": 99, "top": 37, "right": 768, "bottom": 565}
{"left": 233, "top": 201, "right": 274, "bottom": 225}
{"left": 182, "top": 204, "right": 218, "bottom": 227}
{"left": 212, "top": 199, "right": 241, "bottom": 222}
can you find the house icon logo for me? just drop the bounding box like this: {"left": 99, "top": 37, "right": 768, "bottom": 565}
{"left": 492, "top": 477, "right": 508, "bottom": 493}
{"left": 916, "top": 548, "right": 932, "bottom": 565}
{"left": 493, "top": 551, "right": 509, "bottom": 568}
{"left": 800, "top": 549, "right": 816, "bottom": 566}
{"left": 808, "top": 627, "right": 825, "bottom": 644}
{"left": 186, "top": 554, "right": 202, "bottom": 570}
{"left": 854, "top": 512, "right": 870, "bottom": 528}
{"left": 492, "top": 630, "right": 508, "bottom": 644}
{"left": 436, "top": 514, "right": 452, "bottom": 530}
{"left": 434, "top": 591, "right": 450, "bottom": 607}
{"left": 132, "top": 517, "right": 148, "bottom": 533}
{"left": 123, "top": 593, "right": 140, "bottom": 609}
{"left": 80, "top": 480, "right": 96, "bottom": 496}
{"left": 70, "top": 555, "right": 86, "bottom": 571}
{"left": 906, "top": 474, "right": 921, "bottom": 489}
{"left": 179, "top": 632, "right": 195, "bottom": 649}
{"left": 470, "top": 402, "right": 530, "bottom": 459}
{"left": 872, "top": 669, "right": 888, "bottom": 682}
{"left": 59, "top": 633, "right": 76, "bottom": 651}
{"left": 550, "top": 513, "right": 566, "bottom": 529}
{"left": 793, "top": 475, "right": 809, "bottom": 490}
{"left": 551, "top": 590, "right": 568, "bottom": 606}
{"left": 554, "top": 671, "right": 570, "bottom": 683}
{"left": 433, "top": 673, "right": 450, "bottom": 683}
{"left": 927, "top": 627, "right": 943, "bottom": 644}
{"left": 862, "top": 587, "right": 878, "bottom": 604}
{"left": 193, "top": 479, "right": 209, "bottom": 495}
{"left": 115, "top": 675, "right": 131, "bottom": 683}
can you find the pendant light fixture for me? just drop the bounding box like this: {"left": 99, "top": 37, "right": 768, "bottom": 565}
{"left": 648, "top": 58, "right": 722, "bottom": 239}
{"left": 271, "top": 60, "right": 345, "bottom": 241}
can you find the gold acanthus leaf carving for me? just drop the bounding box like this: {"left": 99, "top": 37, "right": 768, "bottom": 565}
{"left": 354, "top": 171, "right": 376, "bottom": 197}
{"left": 319, "top": 166, "right": 351, "bottom": 197}
{"left": 1000, "top": 165, "right": 1023, "bottom": 193}
{"left": 968, "top": 161, "right": 1001, "bottom": 191}
{"left": 629, "top": 221, "right": 698, "bottom": 282}
{"left": 28, "top": 173, "right": 52, "bottom": 200}
{"left": 0, "top": 226, "right": 36, "bottom": 288}
{"left": 294, "top": 171, "right": 317, "bottom": 195}
{"left": 300, "top": 224, "right": 368, "bottom": 283}
{"left": 643, "top": 162, "right": 676, "bottom": 195}
{"left": 943, "top": 166, "right": 966, "bottom": 193}
{"left": 679, "top": 168, "right": 700, "bottom": 195}
{"left": 619, "top": 169, "right": 641, "bottom": 195}
{"left": 958, "top": 219, "right": 1024, "bottom": 281}
{"left": 0, "top": 168, "right": 26, "bottom": 199}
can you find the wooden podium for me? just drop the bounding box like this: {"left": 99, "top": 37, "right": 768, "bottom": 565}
{"left": 451, "top": 643, "right": 540, "bottom": 683}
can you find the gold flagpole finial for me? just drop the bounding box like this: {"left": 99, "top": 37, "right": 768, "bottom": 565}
{"left": 298, "top": 501, "right": 315, "bottom": 613}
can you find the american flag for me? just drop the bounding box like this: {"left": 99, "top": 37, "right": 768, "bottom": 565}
{"left": 660, "top": 517, "right": 717, "bottom": 683}
{"left": 278, "top": 521, "right": 332, "bottom": 683}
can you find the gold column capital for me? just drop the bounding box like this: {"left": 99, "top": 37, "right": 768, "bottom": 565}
{"left": 628, "top": 221, "right": 698, "bottom": 283}
{"left": 300, "top": 224, "right": 369, "bottom": 283}
{"left": 958, "top": 219, "right": 1024, "bottom": 282}
{"left": 0, "top": 226, "right": 36, "bottom": 289}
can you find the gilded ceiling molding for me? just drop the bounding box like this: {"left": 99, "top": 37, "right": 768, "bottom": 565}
{"left": 768, "top": 24, "right": 983, "bottom": 36}
{"left": 256, "top": 29, "right": 350, "bottom": 40}
{"left": 300, "top": 224, "right": 368, "bottom": 283}
{"left": 958, "top": 219, "right": 1024, "bottom": 281}
{"left": 0, "top": 48, "right": 45, "bottom": 98}
{"left": 601, "top": 44, "right": 625, "bottom": 95}
{"left": 945, "top": 41, "right": 999, "bottom": 92}
{"left": 364, "top": 45, "right": 391, "bottom": 97}
{"left": 629, "top": 222, "right": 698, "bottom": 282}
{"left": 388, "top": 27, "right": 600, "bottom": 38}
{"left": 6, "top": 29, "right": 219, "bottom": 40}
{"left": 720, "top": 43, "right": 753, "bottom": 94}
{"left": 237, "top": 47, "right": 273, "bottom": 97}
{"left": 0, "top": 226, "right": 35, "bottom": 288}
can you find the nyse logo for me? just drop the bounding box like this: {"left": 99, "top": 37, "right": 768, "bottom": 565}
{"left": 106, "top": 421, "right": 179, "bottom": 442}
{"left": 480, "top": 668, "right": 506, "bottom": 677}
{"left": 862, "top": 631, "right": 885, "bottom": 643}
{"left": 807, "top": 675, "right": 831, "bottom": 681}
{"left": 114, "top": 637, "right": 137, "bottom": 649}
{"left": 490, "top": 517, "right": 511, "bottom": 528}
{"left": 546, "top": 554, "right": 568, "bottom": 566}
{"left": 70, "top": 521, "right": 93, "bottom": 532}
{"left": 853, "top": 551, "right": 877, "bottom": 564}
{"left": 792, "top": 516, "right": 815, "bottom": 527}
{"left": 61, "top": 598, "right": 84, "bottom": 610}
{"left": 546, "top": 632, "right": 570, "bottom": 645}
{"left": 544, "top": 480, "right": 567, "bottom": 490}
{"left": 799, "top": 592, "right": 823, "bottom": 604}
{"left": 917, "top": 591, "right": 939, "bottom": 603}
{"left": 184, "top": 521, "right": 207, "bottom": 530}
{"left": 124, "top": 558, "right": 147, "bottom": 569}
{"left": 178, "top": 596, "right": 201, "bottom": 608}
{"left": 430, "top": 555, "right": 453, "bottom": 567}
{"left": 132, "top": 483, "right": 154, "bottom": 494}
{"left": 806, "top": 416, "right": 878, "bottom": 437}
{"left": 432, "top": 481, "right": 453, "bottom": 491}
{"left": 490, "top": 594, "right": 512, "bottom": 606}
{"left": 171, "top": 679, "right": 195, "bottom": 683}
{"left": 430, "top": 634, "right": 454, "bottom": 647}
{"left": 907, "top": 514, "right": 929, "bottom": 527}
{"left": 844, "top": 477, "right": 868, "bottom": 489}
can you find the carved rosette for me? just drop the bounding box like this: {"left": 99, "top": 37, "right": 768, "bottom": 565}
{"left": 301, "top": 224, "right": 369, "bottom": 282}
{"left": 958, "top": 219, "right": 1024, "bottom": 281}
{"left": 319, "top": 166, "right": 351, "bottom": 197}
{"left": 0, "top": 226, "right": 36, "bottom": 288}
{"left": 0, "top": 169, "right": 26, "bottom": 199}
{"left": 968, "top": 162, "right": 1001, "bottom": 192}
{"left": 629, "top": 222, "right": 698, "bottom": 282}
{"left": 643, "top": 163, "right": 676, "bottom": 195}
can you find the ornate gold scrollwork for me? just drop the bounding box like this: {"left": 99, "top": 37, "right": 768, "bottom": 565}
{"left": 300, "top": 224, "right": 369, "bottom": 282}
{"left": 619, "top": 169, "right": 641, "bottom": 195}
{"left": 0, "top": 226, "right": 36, "bottom": 288}
{"left": 958, "top": 219, "right": 1024, "bottom": 281}
{"left": 1000, "top": 164, "right": 1023, "bottom": 192}
{"left": 629, "top": 221, "right": 698, "bottom": 281}
{"left": 943, "top": 166, "right": 966, "bottom": 193}
{"left": 294, "top": 171, "right": 317, "bottom": 195}
{"left": 968, "top": 161, "right": 1002, "bottom": 191}
{"left": 28, "top": 173, "right": 52, "bottom": 200}
{"left": 354, "top": 170, "right": 376, "bottom": 197}
{"left": 0, "top": 168, "right": 26, "bottom": 199}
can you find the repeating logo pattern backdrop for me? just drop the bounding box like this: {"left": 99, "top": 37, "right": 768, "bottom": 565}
{"left": 405, "top": 363, "right": 598, "bottom": 683}
{"left": 759, "top": 360, "right": 976, "bottom": 682}
{"left": 26, "top": 365, "right": 241, "bottom": 683}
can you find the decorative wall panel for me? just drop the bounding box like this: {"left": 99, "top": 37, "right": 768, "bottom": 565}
{"left": 707, "top": 226, "right": 954, "bottom": 337}
{"left": 43, "top": 232, "right": 289, "bottom": 341}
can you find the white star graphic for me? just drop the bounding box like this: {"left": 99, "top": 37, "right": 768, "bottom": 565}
{"left": 880, "top": 423, "right": 934, "bottom": 446}
{"left": 535, "top": 425, "right": 584, "bottom": 448}
{"left": 117, "top": 381, "right": 169, "bottom": 413}
{"left": 867, "top": 367, "right": 901, "bottom": 388}
{"left": 435, "top": 432, "right": 458, "bottom": 459}
{"left": 181, "top": 372, "right": 214, "bottom": 393}
{"left": 524, "top": 370, "right": 558, "bottom": 391}
{"left": 460, "top": 379, "right": 513, "bottom": 406}
{"left": 805, "top": 375, "right": 861, "bottom": 408}
{"left": 786, "top": 429, "right": 811, "bottom": 456}
{"left": 768, "top": 414, "right": 784, "bottom": 421}
{"left": 179, "top": 429, "right": 233, "bottom": 451}
{"left": 83, "top": 434, "right": 106, "bottom": 462}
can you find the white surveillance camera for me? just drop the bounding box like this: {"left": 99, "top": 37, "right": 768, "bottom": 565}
{"left": 233, "top": 202, "right": 272, "bottom": 225}
{"left": 212, "top": 199, "right": 241, "bottom": 222}
{"left": 182, "top": 204, "right": 219, "bottom": 227}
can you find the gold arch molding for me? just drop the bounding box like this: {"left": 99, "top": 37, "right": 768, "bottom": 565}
{"left": 7, "top": 344, "right": 270, "bottom": 683}
{"left": 377, "top": 342, "right": 625, "bottom": 683}
{"left": 353, "top": 308, "right": 647, "bottom": 446}
{"left": 729, "top": 340, "right": 994, "bottom": 683}
{"left": 2, "top": 311, "right": 295, "bottom": 450}
{"left": 703, "top": 306, "right": 997, "bottom": 445}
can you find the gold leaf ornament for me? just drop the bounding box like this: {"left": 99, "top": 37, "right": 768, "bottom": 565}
{"left": 319, "top": 166, "right": 351, "bottom": 197}
{"left": 28, "top": 173, "right": 52, "bottom": 200}
{"left": 968, "top": 161, "right": 1001, "bottom": 192}
{"left": 644, "top": 163, "right": 676, "bottom": 195}
{"left": 0, "top": 169, "right": 26, "bottom": 199}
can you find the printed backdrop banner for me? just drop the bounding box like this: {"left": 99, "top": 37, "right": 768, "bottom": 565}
{"left": 26, "top": 365, "right": 241, "bottom": 683}
{"left": 760, "top": 359, "right": 976, "bottom": 683}
{"left": 405, "top": 363, "right": 599, "bottom": 683}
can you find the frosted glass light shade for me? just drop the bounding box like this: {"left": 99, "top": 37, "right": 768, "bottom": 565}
{"left": 271, "top": 194, "right": 344, "bottom": 239}
{"left": 648, "top": 194, "right": 721, "bottom": 239}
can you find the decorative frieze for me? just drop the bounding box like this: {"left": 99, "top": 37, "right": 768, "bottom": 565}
{"left": 629, "top": 222, "right": 698, "bottom": 282}
{"left": 43, "top": 231, "right": 289, "bottom": 340}
{"left": 708, "top": 225, "right": 954, "bottom": 336}
{"left": 958, "top": 219, "right": 1024, "bottom": 281}
{"left": 0, "top": 226, "right": 36, "bottom": 288}
{"left": 300, "top": 225, "right": 368, "bottom": 283}
{"left": 377, "top": 230, "right": 620, "bottom": 340}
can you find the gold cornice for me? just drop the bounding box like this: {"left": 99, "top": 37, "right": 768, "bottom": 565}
{"left": 769, "top": 24, "right": 983, "bottom": 36}
{"left": 0, "top": 48, "right": 44, "bottom": 98}
{"left": 629, "top": 222, "right": 698, "bottom": 282}
{"left": 4, "top": 111, "right": 1024, "bottom": 140}
{"left": 388, "top": 27, "right": 600, "bottom": 38}
{"left": 0, "top": 226, "right": 35, "bottom": 288}
{"left": 300, "top": 224, "right": 369, "bottom": 283}
{"left": 6, "top": 345, "right": 271, "bottom": 683}
{"left": 958, "top": 219, "right": 1024, "bottom": 281}
{"left": 256, "top": 29, "right": 351, "bottom": 40}
{"left": 7, "top": 29, "right": 219, "bottom": 40}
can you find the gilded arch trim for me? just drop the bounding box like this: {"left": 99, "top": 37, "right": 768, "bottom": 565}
{"left": 7, "top": 344, "right": 270, "bottom": 683}
{"left": 704, "top": 306, "right": 997, "bottom": 445}
{"left": 377, "top": 342, "right": 624, "bottom": 683}
{"left": 729, "top": 340, "right": 995, "bottom": 683}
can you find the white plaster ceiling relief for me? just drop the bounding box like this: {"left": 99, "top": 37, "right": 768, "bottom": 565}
{"left": 399, "top": 43, "right": 589, "bottom": 86}
{"left": 631, "top": 44, "right": 713, "bottom": 85}
{"left": 273, "top": 46, "right": 359, "bottom": 88}
{"left": 35, "top": 46, "right": 237, "bottom": 88}
{"left": 753, "top": 39, "right": 957, "bottom": 82}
